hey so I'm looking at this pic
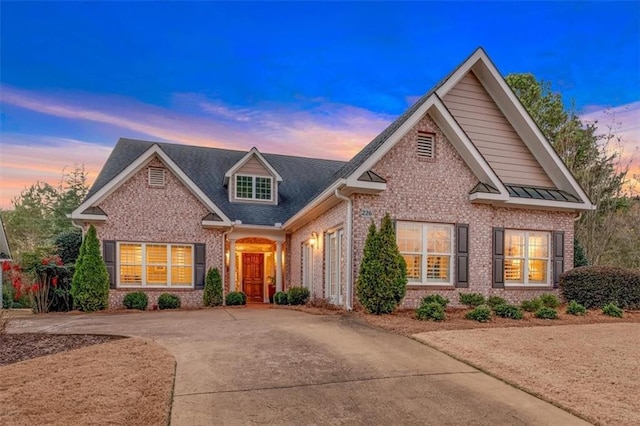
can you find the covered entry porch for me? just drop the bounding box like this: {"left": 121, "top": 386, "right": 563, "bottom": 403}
{"left": 226, "top": 227, "right": 286, "bottom": 303}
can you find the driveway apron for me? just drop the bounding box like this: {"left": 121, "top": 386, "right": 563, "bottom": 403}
{"left": 8, "top": 308, "right": 589, "bottom": 425}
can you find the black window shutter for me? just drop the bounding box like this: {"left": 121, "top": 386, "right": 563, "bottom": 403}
{"left": 194, "top": 243, "right": 206, "bottom": 289}
{"left": 552, "top": 231, "right": 564, "bottom": 289}
{"left": 103, "top": 240, "right": 116, "bottom": 289}
{"left": 492, "top": 228, "right": 505, "bottom": 288}
{"left": 455, "top": 223, "right": 469, "bottom": 288}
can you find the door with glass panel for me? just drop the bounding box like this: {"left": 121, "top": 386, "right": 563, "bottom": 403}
{"left": 325, "top": 229, "right": 343, "bottom": 305}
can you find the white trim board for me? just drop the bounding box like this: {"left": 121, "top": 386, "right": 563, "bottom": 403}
{"left": 224, "top": 147, "right": 283, "bottom": 185}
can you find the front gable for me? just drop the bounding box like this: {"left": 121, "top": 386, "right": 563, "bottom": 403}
{"left": 224, "top": 147, "right": 282, "bottom": 205}
{"left": 70, "top": 144, "right": 231, "bottom": 226}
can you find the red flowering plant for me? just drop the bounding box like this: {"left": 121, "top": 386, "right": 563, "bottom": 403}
{"left": 20, "top": 249, "right": 71, "bottom": 313}
{"left": 1, "top": 261, "right": 29, "bottom": 308}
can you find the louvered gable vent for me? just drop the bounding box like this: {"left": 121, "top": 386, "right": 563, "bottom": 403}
{"left": 148, "top": 167, "right": 166, "bottom": 187}
{"left": 417, "top": 132, "right": 435, "bottom": 159}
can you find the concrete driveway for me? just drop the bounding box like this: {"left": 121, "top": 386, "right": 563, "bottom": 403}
{"left": 8, "top": 308, "right": 588, "bottom": 425}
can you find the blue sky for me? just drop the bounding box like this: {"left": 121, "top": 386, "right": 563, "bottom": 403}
{"left": 1, "top": 1, "right": 639, "bottom": 207}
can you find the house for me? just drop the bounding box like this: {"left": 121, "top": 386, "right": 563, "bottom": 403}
{"left": 70, "top": 48, "right": 594, "bottom": 309}
{"left": 0, "top": 215, "right": 12, "bottom": 309}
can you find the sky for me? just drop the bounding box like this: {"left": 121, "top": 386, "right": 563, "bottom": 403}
{"left": 1, "top": 1, "right": 639, "bottom": 209}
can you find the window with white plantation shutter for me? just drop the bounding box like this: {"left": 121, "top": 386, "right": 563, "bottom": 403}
{"left": 148, "top": 167, "right": 165, "bottom": 187}
{"left": 417, "top": 132, "right": 435, "bottom": 160}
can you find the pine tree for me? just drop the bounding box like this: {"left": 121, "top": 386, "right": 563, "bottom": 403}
{"left": 70, "top": 225, "right": 109, "bottom": 311}
{"left": 203, "top": 267, "right": 223, "bottom": 306}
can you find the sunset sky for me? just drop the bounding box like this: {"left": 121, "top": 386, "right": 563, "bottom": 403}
{"left": 1, "top": 2, "right": 639, "bottom": 209}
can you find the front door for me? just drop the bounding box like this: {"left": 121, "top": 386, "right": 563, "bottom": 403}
{"left": 242, "top": 253, "right": 264, "bottom": 302}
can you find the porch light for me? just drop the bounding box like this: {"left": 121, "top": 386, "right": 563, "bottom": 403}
{"left": 310, "top": 232, "right": 318, "bottom": 247}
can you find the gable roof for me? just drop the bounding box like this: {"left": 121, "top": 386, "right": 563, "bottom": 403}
{"left": 330, "top": 47, "right": 594, "bottom": 211}
{"left": 80, "top": 139, "right": 346, "bottom": 226}
{"left": 224, "top": 146, "right": 283, "bottom": 185}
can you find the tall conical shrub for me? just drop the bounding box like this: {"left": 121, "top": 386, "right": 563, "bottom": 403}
{"left": 70, "top": 225, "right": 109, "bottom": 311}
{"left": 356, "top": 214, "right": 406, "bottom": 314}
{"left": 203, "top": 267, "right": 223, "bottom": 306}
{"left": 378, "top": 213, "right": 407, "bottom": 305}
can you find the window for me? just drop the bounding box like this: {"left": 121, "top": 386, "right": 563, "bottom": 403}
{"left": 325, "top": 229, "right": 343, "bottom": 304}
{"left": 148, "top": 167, "right": 165, "bottom": 187}
{"left": 397, "top": 222, "right": 453, "bottom": 284}
{"left": 417, "top": 131, "right": 435, "bottom": 159}
{"left": 235, "top": 175, "right": 273, "bottom": 201}
{"left": 118, "top": 243, "right": 193, "bottom": 287}
{"left": 505, "top": 230, "right": 550, "bottom": 285}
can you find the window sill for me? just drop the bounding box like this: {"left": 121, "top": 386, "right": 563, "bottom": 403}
{"left": 503, "top": 285, "right": 553, "bottom": 290}
{"left": 116, "top": 286, "right": 195, "bottom": 291}
{"left": 407, "top": 284, "right": 455, "bottom": 291}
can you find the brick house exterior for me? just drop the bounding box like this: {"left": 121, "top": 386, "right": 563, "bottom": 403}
{"left": 71, "top": 48, "right": 593, "bottom": 310}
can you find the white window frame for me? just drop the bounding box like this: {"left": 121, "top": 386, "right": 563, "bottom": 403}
{"left": 396, "top": 221, "right": 454, "bottom": 285}
{"left": 302, "top": 242, "right": 313, "bottom": 293}
{"left": 325, "top": 228, "right": 343, "bottom": 305}
{"left": 235, "top": 174, "right": 274, "bottom": 201}
{"left": 116, "top": 242, "right": 194, "bottom": 288}
{"left": 504, "top": 230, "right": 551, "bottom": 286}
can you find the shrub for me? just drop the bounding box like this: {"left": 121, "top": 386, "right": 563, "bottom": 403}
{"left": 421, "top": 294, "right": 449, "bottom": 308}
{"left": 203, "top": 268, "right": 223, "bottom": 307}
{"left": 540, "top": 293, "right": 560, "bottom": 308}
{"left": 486, "top": 296, "right": 507, "bottom": 309}
{"left": 566, "top": 300, "right": 586, "bottom": 316}
{"left": 54, "top": 228, "right": 83, "bottom": 265}
{"left": 158, "top": 293, "right": 181, "bottom": 310}
{"left": 465, "top": 305, "right": 492, "bottom": 322}
{"left": 534, "top": 307, "right": 558, "bottom": 319}
{"left": 123, "top": 292, "right": 148, "bottom": 310}
{"left": 521, "top": 298, "right": 543, "bottom": 312}
{"left": 494, "top": 304, "right": 524, "bottom": 319}
{"left": 416, "top": 301, "right": 446, "bottom": 322}
{"left": 356, "top": 214, "right": 407, "bottom": 315}
{"left": 70, "top": 225, "right": 109, "bottom": 311}
{"left": 602, "top": 303, "right": 623, "bottom": 318}
{"left": 274, "top": 291, "right": 288, "bottom": 305}
{"left": 459, "top": 293, "right": 485, "bottom": 308}
{"left": 225, "top": 291, "right": 246, "bottom": 306}
{"left": 560, "top": 266, "right": 640, "bottom": 309}
{"left": 287, "top": 287, "right": 310, "bottom": 305}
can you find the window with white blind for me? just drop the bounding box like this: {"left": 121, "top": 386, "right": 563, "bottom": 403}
{"left": 397, "top": 222, "right": 453, "bottom": 284}
{"left": 118, "top": 243, "right": 193, "bottom": 287}
{"left": 504, "top": 230, "right": 550, "bottom": 285}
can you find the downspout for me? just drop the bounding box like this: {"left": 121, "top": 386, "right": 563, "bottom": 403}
{"left": 221, "top": 222, "right": 236, "bottom": 307}
{"left": 334, "top": 188, "right": 353, "bottom": 311}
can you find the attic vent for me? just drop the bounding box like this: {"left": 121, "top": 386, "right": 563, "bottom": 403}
{"left": 148, "top": 167, "right": 166, "bottom": 187}
{"left": 417, "top": 132, "right": 435, "bottom": 159}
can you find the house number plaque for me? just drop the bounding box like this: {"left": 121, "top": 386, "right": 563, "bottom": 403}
{"left": 360, "top": 209, "right": 373, "bottom": 218}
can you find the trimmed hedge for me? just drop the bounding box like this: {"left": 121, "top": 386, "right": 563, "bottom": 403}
{"left": 123, "top": 292, "right": 148, "bottom": 310}
{"left": 416, "top": 301, "right": 446, "bottom": 322}
{"left": 287, "top": 287, "right": 310, "bottom": 305}
{"left": 226, "top": 291, "right": 246, "bottom": 306}
{"left": 465, "top": 305, "right": 492, "bottom": 322}
{"left": 560, "top": 266, "right": 640, "bottom": 309}
{"left": 274, "top": 291, "right": 288, "bottom": 305}
{"left": 158, "top": 293, "right": 181, "bottom": 310}
{"left": 421, "top": 294, "right": 449, "bottom": 308}
{"left": 494, "top": 304, "right": 524, "bottom": 320}
{"left": 459, "top": 293, "right": 485, "bottom": 308}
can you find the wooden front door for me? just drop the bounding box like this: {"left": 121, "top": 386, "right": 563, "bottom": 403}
{"left": 242, "top": 253, "right": 264, "bottom": 302}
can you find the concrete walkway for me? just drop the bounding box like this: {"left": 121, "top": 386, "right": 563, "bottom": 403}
{"left": 8, "top": 308, "right": 589, "bottom": 425}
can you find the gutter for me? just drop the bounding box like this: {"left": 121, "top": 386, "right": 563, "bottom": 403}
{"left": 334, "top": 187, "right": 353, "bottom": 311}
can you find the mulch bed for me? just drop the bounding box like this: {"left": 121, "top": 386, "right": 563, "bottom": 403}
{"left": 359, "top": 306, "right": 640, "bottom": 335}
{"left": 0, "top": 334, "right": 124, "bottom": 366}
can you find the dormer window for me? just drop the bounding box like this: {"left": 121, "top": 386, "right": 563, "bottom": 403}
{"left": 235, "top": 175, "right": 273, "bottom": 201}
